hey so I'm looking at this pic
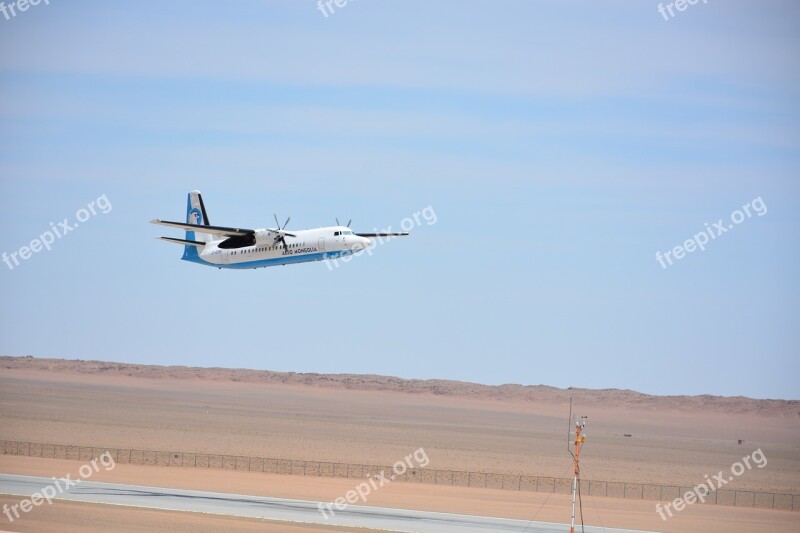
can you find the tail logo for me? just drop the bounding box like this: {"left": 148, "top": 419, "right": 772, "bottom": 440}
{"left": 187, "top": 208, "right": 202, "bottom": 225}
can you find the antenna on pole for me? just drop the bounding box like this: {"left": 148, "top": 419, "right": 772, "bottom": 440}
{"left": 568, "top": 399, "right": 588, "bottom": 533}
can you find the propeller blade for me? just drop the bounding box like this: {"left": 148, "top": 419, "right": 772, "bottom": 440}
{"left": 272, "top": 214, "right": 293, "bottom": 234}
{"left": 347, "top": 219, "right": 352, "bottom": 228}
{"left": 336, "top": 218, "right": 340, "bottom": 226}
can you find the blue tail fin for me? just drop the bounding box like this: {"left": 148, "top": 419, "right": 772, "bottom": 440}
{"left": 182, "top": 191, "right": 206, "bottom": 261}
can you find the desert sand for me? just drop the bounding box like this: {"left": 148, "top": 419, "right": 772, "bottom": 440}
{"left": 1, "top": 356, "right": 799, "bottom": 532}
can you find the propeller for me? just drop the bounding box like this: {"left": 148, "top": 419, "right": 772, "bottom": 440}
{"left": 336, "top": 218, "right": 352, "bottom": 228}
{"left": 272, "top": 214, "right": 296, "bottom": 251}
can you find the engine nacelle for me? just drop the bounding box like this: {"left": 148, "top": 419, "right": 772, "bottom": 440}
{"left": 254, "top": 229, "right": 276, "bottom": 244}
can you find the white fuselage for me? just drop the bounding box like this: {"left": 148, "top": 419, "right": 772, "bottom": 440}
{"left": 188, "top": 226, "right": 370, "bottom": 269}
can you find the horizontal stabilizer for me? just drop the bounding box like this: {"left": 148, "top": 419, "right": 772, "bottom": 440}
{"left": 158, "top": 236, "right": 206, "bottom": 247}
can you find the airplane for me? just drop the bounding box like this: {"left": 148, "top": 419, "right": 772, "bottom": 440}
{"left": 151, "top": 191, "right": 408, "bottom": 269}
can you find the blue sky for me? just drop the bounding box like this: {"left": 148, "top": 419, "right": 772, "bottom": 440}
{"left": 1, "top": 1, "right": 798, "bottom": 399}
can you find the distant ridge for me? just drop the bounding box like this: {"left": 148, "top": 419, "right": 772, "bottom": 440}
{"left": 2, "top": 355, "right": 797, "bottom": 417}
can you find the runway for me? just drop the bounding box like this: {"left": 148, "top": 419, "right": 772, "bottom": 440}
{"left": 0, "top": 474, "right": 658, "bottom": 533}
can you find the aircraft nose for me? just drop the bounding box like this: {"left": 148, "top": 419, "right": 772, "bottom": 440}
{"left": 351, "top": 237, "right": 371, "bottom": 251}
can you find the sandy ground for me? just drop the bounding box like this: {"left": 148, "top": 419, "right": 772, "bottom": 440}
{"left": 0, "top": 361, "right": 798, "bottom": 492}
{"left": 0, "top": 357, "right": 799, "bottom": 532}
{"left": 1, "top": 457, "right": 798, "bottom": 533}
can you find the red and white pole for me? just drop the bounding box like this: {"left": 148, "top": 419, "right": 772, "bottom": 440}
{"left": 570, "top": 416, "right": 586, "bottom": 533}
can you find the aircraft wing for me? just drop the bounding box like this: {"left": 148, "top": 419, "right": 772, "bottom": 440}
{"left": 150, "top": 219, "right": 254, "bottom": 237}
{"left": 356, "top": 232, "right": 410, "bottom": 237}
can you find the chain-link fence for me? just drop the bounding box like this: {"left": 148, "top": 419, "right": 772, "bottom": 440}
{"left": 2, "top": 439, "right": 796, "bottom": 511}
